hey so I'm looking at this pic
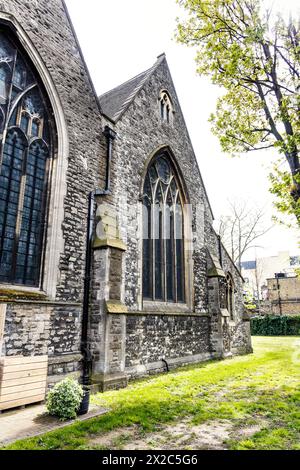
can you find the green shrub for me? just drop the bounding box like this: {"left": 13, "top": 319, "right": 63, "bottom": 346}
{"left": 251, "top": 315, "right": 300, "bottom": 336}
{"left": 46, "top": 377, "right": 83, "bottom": 421}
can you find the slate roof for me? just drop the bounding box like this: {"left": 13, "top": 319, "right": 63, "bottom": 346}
{"left": 98, "top": 53, "right": 216, "bottom": 224}
{"left": 99, "top": 54, "right": 165, "bottom": 122}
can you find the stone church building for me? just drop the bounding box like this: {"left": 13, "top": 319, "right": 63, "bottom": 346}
{"left": 0, "top": 0, "right": 251, "bottom": 404}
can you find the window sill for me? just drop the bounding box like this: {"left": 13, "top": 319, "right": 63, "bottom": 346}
{"left": 0, "top": 284, "right": 47, "bottom": 302}
{"left": 126, "top": 310, "right": 209, "bottom": 317}
{"left": 142, "top": 300, "right": 190, "bottom": 313}
{"left": 108, "top": 309, "right": 209, "bottom": 317}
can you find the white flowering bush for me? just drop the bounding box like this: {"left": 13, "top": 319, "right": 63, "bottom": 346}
{"left": 46, "top": 377, "right": 84, "bottom": 421}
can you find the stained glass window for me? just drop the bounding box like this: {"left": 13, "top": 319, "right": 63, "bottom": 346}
{"left": 142, "top": 152, "right": 185, "bottom": 303}
{"left": 0, "top": 31, "right": 53, "bottom": 286}
{"left": 0, "top": 64, "right": 9, "bottom": 102}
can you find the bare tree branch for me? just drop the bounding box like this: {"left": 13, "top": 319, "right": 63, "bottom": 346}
{"left": 217, "top": 199, "right": 273, "bottom": 270}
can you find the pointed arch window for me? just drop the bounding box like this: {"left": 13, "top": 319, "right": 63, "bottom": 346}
{"left": 159, "top": 91, "right": 173, "bottom": 125}
{"left": 226, "top": 273, "right": 234, "bottom": 319}
{"left": 0, "top": 31, "right": 54, "bottom": 286}
{"left": 142, "top": 152, "right": 185, "bottom": 303}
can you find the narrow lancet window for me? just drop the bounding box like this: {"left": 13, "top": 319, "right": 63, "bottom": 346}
{"left": 159, "top": 91, "right": 173, "bottom": 124}
{"left": 226, "top": 273, "right": 234, "bottom": 319}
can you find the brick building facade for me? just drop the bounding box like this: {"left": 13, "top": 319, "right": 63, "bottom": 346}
{"left": 0, "top": 0, "right": 252, "bottom": 399}
{"left": 267, "top": 276, "right": 300, "bottom": 315}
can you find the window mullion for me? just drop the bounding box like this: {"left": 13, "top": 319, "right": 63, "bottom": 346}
{"left": 171, "top": 205, "right": 175, "bottom": 302}
{"left": 5, "top": 50, "right": 17, "bottom": 125}
{"left": 174, "top": 199, "right": 178, "bottom": 303}
{"left": 151, "top": 194, "right": 155, "bottom": 300}
{"left": 0, "top": 136, "right": 19, "bottom": 281}
{"left": 162, "top": 200, "right": 166, "bottom": 302}
{"left": 22, "top": 146, "right": 39, "bottom": 284}
{"left": 12, "top": 145, "right": 28, "bottom": 281}
{"left": 181, "top": 208, "right": 186, "bottom": 302}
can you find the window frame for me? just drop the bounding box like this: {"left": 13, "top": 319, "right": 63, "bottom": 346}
{"left": 226, "top": 272, "right": 235, "bottom": 320}
{"left": 0, "top": 15, "right": 69, "bottom": 300}
{"left": 0, "top": 28, "right": 55, "bottom": 289}
{"left": 158, "top": 90, "right": 174, "bottom": 125}
{"left": 141, "top": 150, "right": 188, "bottom": 305}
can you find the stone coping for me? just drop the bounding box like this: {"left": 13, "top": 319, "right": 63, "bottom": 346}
{"left": 48, "top": 353, "right": 82, "bottom": 365}
{"left": 109, "top": 310, "right": 210, "bottom": 317}
{"left": 0, "top": 300, "right": 81, "bottom": 306}
{"left": 93, "top": 238, "right": 127, "bottom": 251}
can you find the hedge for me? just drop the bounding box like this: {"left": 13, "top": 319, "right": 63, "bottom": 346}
{"left": 251, "top": 315, "right": 300, "bottom": 336}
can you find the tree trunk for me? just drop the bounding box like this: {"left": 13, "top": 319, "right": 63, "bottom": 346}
{"left": 285, "top": 150, "right": 300, "bottom": 225}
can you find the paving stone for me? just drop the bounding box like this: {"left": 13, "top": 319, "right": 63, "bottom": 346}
{"left": 0, "top": 403, "right": 107, "bottom": 446}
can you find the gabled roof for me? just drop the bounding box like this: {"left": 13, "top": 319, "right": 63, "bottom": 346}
{"left": 99, "top": 53, "right": 166, "bottom": 122}
{"left": 99, "top": 53, "right": 215, "bottom": 221}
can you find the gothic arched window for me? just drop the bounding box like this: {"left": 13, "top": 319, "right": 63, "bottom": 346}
{"left": 159, "top": 91, "right": 173, "bottom": 125}
{"left": 226, "top": 273, "right": 234, "bottom": 319}
{"left": 142, "top": 152, "right": 185, "bottom": 303}
{"left": 0, "top": 31, "right": 54, "bottom": 286}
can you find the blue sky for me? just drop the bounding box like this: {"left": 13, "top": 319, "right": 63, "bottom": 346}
{"left": 65, "top": 0, "right": 300, "bottom": 260}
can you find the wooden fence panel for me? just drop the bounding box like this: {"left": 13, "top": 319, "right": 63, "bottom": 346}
{"left": 0, "top": 355, "right": 48, "bottom": 411}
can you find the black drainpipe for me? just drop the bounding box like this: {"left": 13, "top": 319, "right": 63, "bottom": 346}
{"left": 81, "top": 125, "right": 117, "bottom": 386}
{"left": 217, "top": 234, "right": 223, "bottom": 267}
{"left": 103, "top": 125, "right": 117, "bottom": 192}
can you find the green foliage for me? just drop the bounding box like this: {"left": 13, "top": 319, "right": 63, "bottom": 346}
{"left": 176, "top": 0, "right": 300, "bottom": 223}
{"left": 269, "top": 163, "right": 300, "bottom": 225}
{"left": 46, "top": 377, "right": 84, "bottom": 421}
{"left": 243, "top": 284, "right": 256, "bottom": 311}
{"left": 251, "top": 315, "right": 300, "bottom": 336}
{"left": 3, "top": 337, "right": 300, "bottom": 450}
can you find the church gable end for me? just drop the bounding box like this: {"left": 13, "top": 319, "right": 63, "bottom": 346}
{"left": 92, "top": 54, "right": 252, "bottom": 389}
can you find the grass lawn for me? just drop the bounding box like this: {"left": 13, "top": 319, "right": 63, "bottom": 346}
{"left": 2, "top": 336, "right": 300, "bottom": 450}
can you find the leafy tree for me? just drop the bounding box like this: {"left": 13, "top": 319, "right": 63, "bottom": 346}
{"left": 176, "top": 0, "right": 300, "bottom": 224}
{"left": 243, "top": 283, "right": 257, "bottom": 312}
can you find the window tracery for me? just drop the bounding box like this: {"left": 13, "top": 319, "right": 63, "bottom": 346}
{"left": 0, "top": 32, "right": 53, "bottom": 286}
{"left": 142, "top": 152, "right": 185, "bottom": 303}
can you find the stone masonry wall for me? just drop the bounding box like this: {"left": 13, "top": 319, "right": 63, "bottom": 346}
{"left": 205, "top": 219, "right": 245, "bottom": 319}
{"left": 125, "top": 314, "right": 211, "bottom": 377}
{"left": 2, "top": 302, "right": 82, "bottom": 386}
{"left": 205, "top": 222, "right": 252, "bottom": 355}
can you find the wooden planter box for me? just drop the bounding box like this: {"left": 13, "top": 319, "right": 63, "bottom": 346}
{"left": 0, "top": 355, "right": 48, "bottom": 411}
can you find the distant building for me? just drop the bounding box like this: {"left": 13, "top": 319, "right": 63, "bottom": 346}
{"left": 267, "top": 275, "right": 300, "bottom": 315}
{"left": 241, "top": 251, "right": 300, "bottom": 301}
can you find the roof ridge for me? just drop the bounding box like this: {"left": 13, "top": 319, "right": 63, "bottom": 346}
{"left": 99, "top": 67, "right": 152, "bottom": 100}
{"left": 99, "top": 54, "right": 166, "bottom": 122}
{"left": 112, "top": 58, "right": 162, "bottom": 121}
